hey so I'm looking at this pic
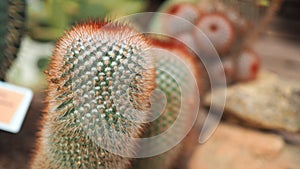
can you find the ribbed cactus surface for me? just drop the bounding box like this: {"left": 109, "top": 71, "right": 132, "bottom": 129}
{"left": 31, "top": 21, "right": 155, "bottom": 169}
{"left": 0, "top": 0, "right": 26, "bottom": 80}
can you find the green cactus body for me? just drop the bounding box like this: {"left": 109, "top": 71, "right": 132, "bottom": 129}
{"left": 31, "top": 21, "right": 155, "bottom": 169}
{"left": 133, "top": 56, "right": 184, "bottom": 169}
{"left": 133, "top": 38, "right": 201, "bottom": 169}
{"left": 0, "top": 0, "right": 26, "bottom": 80}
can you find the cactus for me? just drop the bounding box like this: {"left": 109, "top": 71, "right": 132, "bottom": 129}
{"left": 31, "top": 20, "right": 156, "bottom": 169}
{"left": 132, "top": 37, "right": 201, "bottom": 169}
{"left": 31, "top": 21, "right": 201, "bottom": 169}
{"left": 161, "top": 2, "right": 200, "bottom": 36}
{"left": 235, "top": 49, "right": 260, "bottom": 81}
{"left": 194, "top": 12, "right": 236, "bottom": 54}
{"left": 0, "top": 0, "right": 26, "bottom": 81}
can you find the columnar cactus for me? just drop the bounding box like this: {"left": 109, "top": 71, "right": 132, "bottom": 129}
{"left": 0, "top": 0, "right": 26, "bottom": 80}
{"left": 31, "top": 20, "right": 155, "bottom": 169}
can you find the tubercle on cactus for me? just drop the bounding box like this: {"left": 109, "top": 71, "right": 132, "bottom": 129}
{"left": 31, "top": 20, "right": 156, "bottom": 169}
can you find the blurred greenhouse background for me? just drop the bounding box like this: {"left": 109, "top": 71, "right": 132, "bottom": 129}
{"left": 0, "top": 0, "right": 300, "bottom": 169}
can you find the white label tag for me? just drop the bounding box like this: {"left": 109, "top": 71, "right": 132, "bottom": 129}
{"left": 0, "top": 81, "right": 33, "bottom": 133}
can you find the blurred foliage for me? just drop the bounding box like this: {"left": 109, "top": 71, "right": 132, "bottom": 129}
{"left": 27, "top": 0, "right": 146, "bottom": 41}
{"left": 257, "top": 0, "right": 271, "bottom": 7}
{"left": 26, "top": 0, "right": 273, "bottom": 41}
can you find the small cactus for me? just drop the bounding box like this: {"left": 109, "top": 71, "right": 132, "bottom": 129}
{"left": 0, "top": 0, "right": 26, "bottom": 80}
{"left": 162, "top": 2, "right": 200, "bottom": 36}
{"left": 235, "top": 49, "right": 260, "bottom": 81}
{"left": 194, "top": 12, "right": 236, "bottom": 55}
{"left": 31, "top": 20, "right": 156, "bottom": 169}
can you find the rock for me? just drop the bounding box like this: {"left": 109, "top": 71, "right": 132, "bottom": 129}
{"left": 204, "top": 71, "right": 300, "bottom": 132}
{"left": 188, "top": 123, "right": 300, "bottom": 169}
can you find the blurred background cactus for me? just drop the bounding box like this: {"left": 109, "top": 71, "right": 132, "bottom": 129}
{"left": 151, "top": 0, "right": 282, "bottom": 84}
{"left": 0, "top": 0, "right": 26, "bottom": 81}
{"left": 132, "top": 37, "right": 201, "bottom": 169}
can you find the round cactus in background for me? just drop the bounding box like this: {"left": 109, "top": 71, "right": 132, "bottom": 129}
{"left": 162, "top": 3, "right": 200, "bottom": 35}
{"left": 194, "top": 12, "right": 236, "bottom": 54}
{"left": 236, "top": 49, "right": 260, "bottom": 81}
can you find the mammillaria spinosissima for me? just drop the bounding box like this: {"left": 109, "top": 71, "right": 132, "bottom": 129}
{"left": 235, "top": 49, "right": 260, "bottom": 81}
{"left": 0, "top": 0, "right": 26, "bottom": 81}
{"left": 194, "top": 12, "right": 236, "bottom": 55}
{"left": 162, "top": 3, "right": 200, "bottom": 36}
{"left": 31, "top": 20, "right": 156, "bottom": 169}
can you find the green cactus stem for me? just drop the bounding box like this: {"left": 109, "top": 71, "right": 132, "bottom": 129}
{"left": 132, "top": 37, "right": 201, "bottom": 169}
{"left": 31, "top": 20, "right": 155, "bottom": 169}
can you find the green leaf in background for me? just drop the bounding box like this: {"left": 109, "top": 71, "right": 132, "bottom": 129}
{"left": 27, "top": 0, "right": 146, "bottom": 41}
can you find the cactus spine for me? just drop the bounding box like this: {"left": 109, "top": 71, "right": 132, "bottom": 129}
{"left": 31, "top": 21, "right": 155, "bottom": 169}
{"left": 0, "top": 0, "right": 26, "bottom": 80}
